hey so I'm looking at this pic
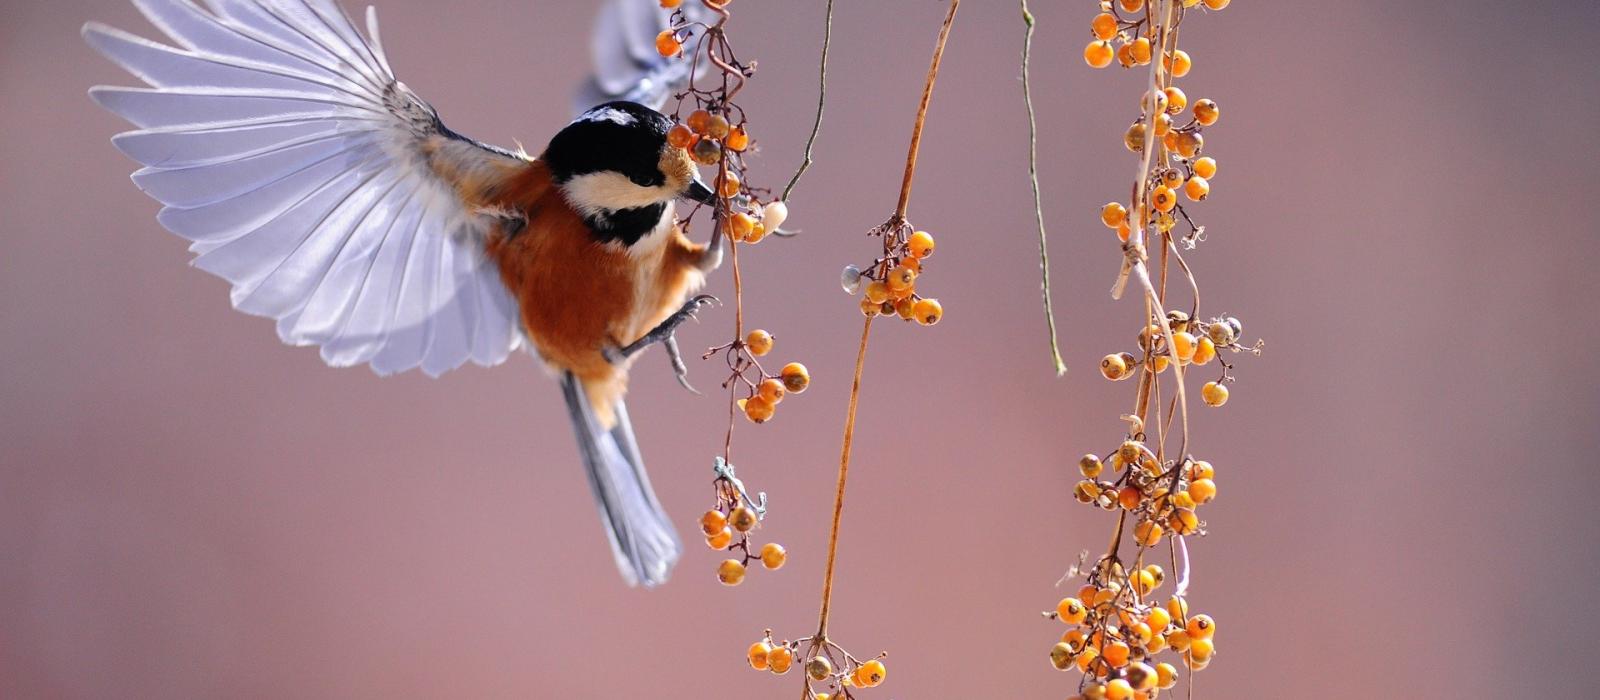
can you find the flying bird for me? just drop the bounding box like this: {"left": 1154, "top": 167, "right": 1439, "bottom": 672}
{"left": 84, "top": 0, "right": 727, "bottom": 587}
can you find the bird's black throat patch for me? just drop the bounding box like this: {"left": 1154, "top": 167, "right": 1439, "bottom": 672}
{"left": 587, "top": 202, "right": 667, "bottom": 247}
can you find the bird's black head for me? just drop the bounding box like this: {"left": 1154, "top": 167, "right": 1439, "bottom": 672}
{"left": 543, "top": 101, "right": 713, "bottom": 245}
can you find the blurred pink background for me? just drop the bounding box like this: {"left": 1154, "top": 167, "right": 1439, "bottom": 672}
{"left": 4, "top": 1, "right": 1598, "bottom": 697}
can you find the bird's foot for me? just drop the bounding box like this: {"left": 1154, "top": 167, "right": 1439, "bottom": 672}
{"left": 609, "top": 295, "right": 719, "bottom": 365}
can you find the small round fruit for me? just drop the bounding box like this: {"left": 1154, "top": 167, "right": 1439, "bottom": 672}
{"left": 744, "top": 395, "right": 775, "bottom": 423}
{"left": 718, "top": 559, "right": 746, "bottom": 585}
{"left": 1171, "top": 331, "right": 1197, "bottom": 361}
{"left": 1159, "top": 168, "right": 1184, "bottom": 190}
{"left": 1201, "top": 381, "right": 1229, "bottom": 407}
{"left": 706, "top": 527, "right": 732, "bottom": 549}
{"left": 807, "top": 655, "right": 833, "bottom": 681}
{"left": 768, "top": 645, "right": 794, "bottom": 674}
{"left": 865, "top": 280, "right": 891, "bottom": 304}
{"left": 730, "top": 506, "right": 758, "bottom": 533}
{"left": 758, "top": 378, "right": 785, "bottom": 404}
{"left": 1118, "top": 486, "right": 1141, "bottom": 510}
{"left": 759, "top": 542, "right": 786, "bottom": 570}
{"left": 1146, "top": 606, "right": 1172, "bottom": 632}
{"left": 1134, "top": 519, "right": 1163, "bottom": 547}
{"left": 1051, "top": 641, "right": 1074, "bottom": 670}
{"left": 745, "top": 329, "right": 774, "bottom": 356}
{"left": 654, "top": 30, "right": 680, "bottom": 57}
{"left": 1101, "top": 202, "right": 1128, "bottom": 228}
{"left": 667, "top": 123, "right": 695, "bottom": 149}
{"left": 1119, "top": 0, "right": 1145, "bottom": 11}
{"left": 1156, "top": 662, "right": 1180, "bottom": 689}
{"left": 1092, "top": 12, "right": 1118, "bottom": 40}
{"left": 1164, "top": 86, "right": 1188, "bottom": 114}
{"left": 913, "top": 298, "right": 943, "bottom": 326}
{"left": 748, "top": 641, "right": 772, "bottom": 670}
{"left": 1192, "top": 99, "right": 1219, "bottom": 126}
{"left": 1056, "top": 597, "right": 1088, "bottom": 624}
{"left": 1184, "top": 176, "right": 1210, "bottom": 201}
{"left": 1174, "top": 131, "right": 1203, "bottom": 159}
{"left": 762, "top": 200, "right": 788, "bottom": 230}
{"left": 1192, "top": 156, "right": 1217, "bottom": 180}
{"left": 840, "top": 264, "right": 863, "bottom": 295}
{"left": 1168, "top": 507, "right": 1200, "bottom": 535}
{"left": 1128, "top": 37, "right": 1152, "bottom": 64}
{"left": 1189, "top": 478, "right": 1217, "bottom": 504}
{"left": 1105, "top": 679, "right": 1133, "bottom": 700}
{"left": 1151, "top": 185, "right": 1177, "bottom": 213}
{"left": 1166, "top": 49, "right": 1192, "bottom": 77}
{"left": 719, "top": 173, "right": 741, "bottom": 198}
{"left": 886, "top": 265, "right": 917, "bottom": 295}
{"left": 705, "top": 115, "right": 731, "bottom": 140}
{"left": 691, "top": 137, "right": 722, "bottom": 165}
{"left": 1073, "top": 480, "right": 1100, "bottom": 504}
{"left": 856, "top": 660, "right": 886, "bottom": 687}
{"left": 686, "top": 109, "right": 712, "bottom": 133}
{"left": 1186, "top": 614, "right": 1216, "bottom": 640}
{"left": 1103, "top": 640, "right": 1131, "bottom": 668}
{"left": 780, "top": 363, "right": 810, "bottom": 393}
{"left": 1100, "top": 353, "right": 1129, "bottom": 381}
{"left": 1084, "top": 40, "right": 1114, "bottom": 68}
{"left": 1127, "top": 662, "right": 1158, "bottom": 691}
{"left": 1202, "top": 0, "right": 1229, "bottom": 9}
{"left": 908, "top": 230, "right": 936, "bottom": 258}
{"left": 724, "top": 125, "right": 750, "bottom": 152}
{"left": 700, "top": 509, "right": 727, "bottom": 536}
{"left": 1079, "top": 454, "right": 1104, "bottom": 478}
{"left": 859, "top": 296, "right": 881, "bottom": 317}
{"left": 1124, "top": 122, "right": 1148, "bottom": 153}
{"left": 1192, "top": 336, "right": 1217, "bottom": 365}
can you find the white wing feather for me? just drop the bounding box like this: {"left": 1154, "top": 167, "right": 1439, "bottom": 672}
{"left": 87, "top": 0, "right": 525, "bottom": 377}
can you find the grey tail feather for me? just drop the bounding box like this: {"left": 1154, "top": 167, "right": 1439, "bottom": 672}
{"left": 559, "top": 371, "right": 681, "bottom": 587}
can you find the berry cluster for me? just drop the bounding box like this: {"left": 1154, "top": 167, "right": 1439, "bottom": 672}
{"left": 708, "top": 329, "right": 811, "bottom": 425}
{"left": 746, "top": 631, "right": 888, "bottom": 699}
{"left": 1045, "top": 1, "right": 1257, "bottom": 697}
{"left": 840, "top": 225, "right": 943, "bottom": 326}
{"left": 701, "top": 458, "right": 788, "bottom": 586}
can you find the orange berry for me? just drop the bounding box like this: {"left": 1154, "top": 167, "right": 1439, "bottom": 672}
{"left": 1084, "top": 40, "right": 1115, "bottom": 69}
{"left": 1171, "top": 331, "right": 1197, "bottom": 362}
{"left": 707, "top": 527, "right": 732, "bottom": 549}
{"left": 780, "top": 362, "right": 810, "bottom": 393}
{"left": 1146, "top": 606, "right": 1172, "bottom": 632}
{"left": 745, "top": 329, "right": 774, "bottom": 356}
{"left": 1128, "top": 37, "right": 1152, "bottom": 65}
{"left": 686, "top": 109, "right": 712, "bottom": 133}
{"left": 1105, "top": 679, "right": 1133, "bottom": 700}
{"left": 1103, "top": 640, "right": 1131, "bottom": 668}
{"left": 1100, "top": 354, "right": 1129, "bottom": 381}
{"left": 1192, "top": 156, "right": 1217, "bottom": 180}
{"left": 1188, "top": 460, "right": 1216, "bottom": 480}
{"left": 913, "top": 298, "right": 943, "bottom": 326}
{"left": 1124, "top": 122, "right": 1148, "bottom": 153}
{"left": 1166, "top": 629, "right": 1191, "bottom": 652}
{"left": 864, "top": 280, "right": 890, "bottom": 304}
{"left": 1159, "top": 168, "right": 1184, "bottom": 190}
{"left": 719, "top": 173, "right": 741, "bottom": 198}
{"left": 886, "top": 265, "right": 917, "bottom": 295}
{"left": 1119, "top": 0, "right": 1145, "bottom": 12}
{"left": 1192, "top": 99, "right": 1219, "bottom": 126}
{"left": 1189, "top": 478, "right": 1217, "bottom": 504}
{"left": 745, "top": 221, "right": 767, "bottom": 245}
{"left": 700, "top": 509, "right": 727, "bottom": 536}
{"left": 859, "top": 296, "right": 882, "bottom": 317}
{"left": 900, "top": 255, "right": 921, "bottom": 273}
{"left": 768, "top": 645, "right": 794, "bottom": 674}
{"left": 1117, "top": 221, "right": 1132, "bottom": 242}
{"left": 1202, "top": 0, "right": 1229, "bottom": 9}
{"left": 730, "top": 506, "right": 758, "bottom": 533}
{"left": 667, "top": 123, "right": 695, "bottom": 149}
{"left": 1192, "top": 336, "right": 1217, "bottom": 365}
{"left": 1156, "top": 662, "right": 1180, "bottom": 689}
{"left": 724, "top": 125, "right": 750, "bottom": 152}
{"left": 1127, "top": 662, "right": 1158, "bottom": 691}
{"left": 1116, "top": 42, "right": 1136, "bottom": 68}
{"left": 1118, "top": 486, "right": 1141, "bottom": 510}
{"left": 855, "top": 660, "right": 886, "bottom": 687}
{"left": 1174, "top": 131, "right": 1204, "bottom": 159}
{"left": 895, "top": 297, "right": 917, "bottom": 321}
{"left": 1134, "top": 519, "right": 1163, "bottom": 547}
{"left": 1151, "top": 185, "right": 1177, "bottom": 213}
{"left": 1092, "top": 12, "right": 1118, "bottom": 41}
{"left": 718, "top": 558, "right": 746, "bottom": 585}
{"left": 661, "top": 0, "right": 683, "bottom": 7}
{"left": 1101, "top": 202, "right": 1128, "bottom": 228}
{"left": 759, "top": 542, "right": 787, "bottom": 570}
{"left": 1154, "top": 112, "right": 1173, "bottom": 137}
{"left": 726, "top": 212, "right": 756, "bottom": 241}
{"left": 1184, "top": 176, "right": 1210, "bottom": 201}
{"left": 1057, "top": 597, "right": 1089, "bottom": 624}
{"left": 1164, "top": 87, "right": 1188, "bottom": 114}
{"left": 1165, "top": 49, "right": 1192, "bottom": 78}
{"left": 908, "top": 230, "right": 936, "bottom": 258}
{"left": 748, "top": 641, "right": 772, "bottom": 670}
{"left": 1187, "top": 637, "right": 1215, "bottom": 662}
{"left": 1167, "top": 596, "right": 1189, "bottom": 620}
{"left": 1080, "top": 454, "right": 1105, "bottom": 478}
{"left": 1132, "top": 568, "right": 1158, "bottom": 596}
{"left": 1073, "top": 480, "right": 1100, "bottom": 504}
{"left": 1201, "top": 381, "right": 1229, "bottom": 407}
{"left": 758, "top": 378, "right": 785, "bottom": 404}
{"left": 1186, "top": 614, "right": 1216, "bottom": 640}
{"left": 744, "top": 394, "right": 775, "bottom": 423}
{"left": 654, "top": 30, "right": 680, "bottom": 58}
{"left": 1168, "top": 507, "right": 1200, "bottom": 535}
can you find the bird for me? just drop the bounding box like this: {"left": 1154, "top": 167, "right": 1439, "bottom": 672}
{"left": 84, "top": 0, "right": 731, "bottom": 587}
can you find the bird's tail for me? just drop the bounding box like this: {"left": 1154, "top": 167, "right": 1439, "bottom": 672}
{"left": 559, "top": 371, "right": 681, "bottom": 587}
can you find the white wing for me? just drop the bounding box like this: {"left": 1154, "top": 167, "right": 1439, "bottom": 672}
{"left": 575, "top": 0, "right": 712, "bottom": 114}
{"left": 86, "top": 0, "right": 529, "bottom": 377}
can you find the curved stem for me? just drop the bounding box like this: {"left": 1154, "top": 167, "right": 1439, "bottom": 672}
{"left": 1020, "top": 0, "right": 1068, "bottom": 376}
{"left": 814, "top": 316, "right": 872, "bottom": 638}
{"left": 894, "top": 0, "right": 960, "bottom": 221}
{"left": 781, "top": 0, "right": 833, "bottom": 202}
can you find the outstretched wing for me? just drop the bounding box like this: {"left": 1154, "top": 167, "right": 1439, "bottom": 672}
{"left": 575, "top": 0, "right": 712, "bottom": 114}
{"left": 86, "top": 0, "right": 530, "bottom": 377}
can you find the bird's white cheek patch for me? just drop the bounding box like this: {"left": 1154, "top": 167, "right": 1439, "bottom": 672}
{"left": 562, "top": 171, "right": 674, "bottom": 216}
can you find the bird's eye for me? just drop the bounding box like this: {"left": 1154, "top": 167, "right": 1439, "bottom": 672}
{"left": 629, "top": 173, "right": 661, "bottom": 188}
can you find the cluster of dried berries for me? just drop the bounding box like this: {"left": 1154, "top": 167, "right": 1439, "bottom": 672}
{"left": 840, "top": 226, "right": 942, "bottom": 326}
{"left": 747, "top": 631, "right": 888, "bottom": 699}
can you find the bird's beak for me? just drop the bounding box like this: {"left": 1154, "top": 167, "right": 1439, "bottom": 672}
{"left": 685, "top": 178, "right": 717, "bottom": 206}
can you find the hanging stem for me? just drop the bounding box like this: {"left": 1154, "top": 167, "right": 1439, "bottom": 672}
{"left": 1020, "top": 0, "right": 1068, "bottom": 376}
{"left": 812, "top": 0, "right": 960, "bottom": 642}
{"left": 781, "top": 0, "right": 833, "bottom": 202}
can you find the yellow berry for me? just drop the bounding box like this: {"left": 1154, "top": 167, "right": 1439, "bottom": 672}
{"left": 1166, "top": 629, "right": 1191, "bottom": 652}
{"left": 730, "top": 506, "right": 758, "bottom": 533}
{"left": 1156, "top": 662, "right": 1179, "bottom": 689}
{"left": 1103, "top": 640, "right": 1131, "bottom": 668}
{"left": 1101, "top": 202, "right": 1128, "bottom": 228}
{"left": 727, "top": 211, "right": 756, "bottom": 239}
{"left": 1187, "top": 637, "right": 1215, "bottom": 662}
{"left": 745, "top": 329, "right": 774, "bottom": 356}
{"left": 1159, "top": 168, "right": 1184, "bottom": 191}
{"left": 1168, "top": 507, "right": 1199, "bottom": 535}
{"left": 1192, "top": 156, "right": 1217, "bottom": 179}
{"left": 759, "top": 542, "right": 786, "bottom": 570}
{"left": 1105, "top": 679, "right": 1133, "bottom": 700}
{"left": 1192, "top": 99, "right": 1219, "bottom": 126}
{"left": 707, "top": 527, "right": 732, "bottom": 549}
{"left": 744, "top": 394, "right": 775, "bottom": 423}
{"left": 1085, "top": 40, "right": 1115, "bottom": 69}
{"left": 768, "top": 645, "right": 794, "bottom": 674}
{"left": 1201, "top": 381, "right": 1229, "bottom": 407}
{"left": 1192, "top": 336, "right": 1217, "bottom": 365}
{"left": 654, "top": 30, "right": 680, "bottom": 58}
{"left": 1134, "top": 519, "right": 1163, "bottom": 547}
{"left": 1051, "top": 641, "right": 1075, "bottom": 670}
{"left": 1119, "top": 0, "right": 1145, "bottom": 13}
{"left": 1132, "top": 569, "right": 1158, "bottom": 596}
{"left": 780, "top": 362, "right": 810, "bottom": 393}
{"left": 1080, "top": 454, "right": 1104, "bottom": 478}
{"left": 859, "top": 296, "right": 881, "bottom": 318}
{"left": 908, "top": 230, "right": 936, "bottom": 258}
{"left": 1100, "top": 353, "right": 1129, "bottom": 381}
{"left": 886, "top": 265, "right": 917, "bottom": 295}
{"left": 1189, "top": 460, "right": 1216, "bottom": 480}
{"left": 913, "top": 298, "right": 943, "bottom": 326}
{"left": 1184, "top": 176, "right": 1210, "bottom": 201}
{"left": 718, "top": 559, "right": 746, "bottom": 585}
{"left": 1202, "top": 0, "right": 1229, "bottom": 9}
{"left": 1166, "top": 49, "right": 1192, "bottom": 77}
{"left": 1186, "top": 614, "right": 1216, "bottom": 640}
{"left": 1073, "top": 480, "right": 1100, "bottom": 504}
{"left": 1146, "top": 606, "right": 1172, "bottom": 632}
{"left": 719, "top": 173, "right": 741, "bottom": 198}
{"left": 1167, "top": 596, "right": 1189, "bottom": 620}
{"left": 807, "top": 655, "right": 833, "bottom": 681}
{"left": 1124, "top": 122, "right": 1148, "bottom": 153}
{"left": 700, "top": 509, "right": 727, "bottom": 536}
{"left": 1164, "top": 87, "right": 1187, "bottom": 114}
{"left": 748, "top": 641, "right": 772, "bottom": 670}
{"left": 1057, "top": 597, "right": 1088, "bottom": 624}
{"left": 864, "top": 280, "right": 890, "bottom": 304}
{"left": 1091, "top": 13, "right": 1118, "bottom": 41}
{"left": 1151, "top": 185, "right": 1177, "bottom": 213}
{"left": 1129, "top": 37, "right": 1152, "bottom": 65}
{"left": 1189, "top": 478, "right": 1217, "bottom": 504}
{"left": 1171, "top": 331, "right": 1197, "bottom": 362}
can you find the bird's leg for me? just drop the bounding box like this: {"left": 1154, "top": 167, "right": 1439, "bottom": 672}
{"left": 662, "top": 334, "right": 699, "bottom": 394}
{"left": 697, "top": 220, "right": 724, "bottom": 273}
{"left": 605, "top": 294, "right": 719, "bottom": 365}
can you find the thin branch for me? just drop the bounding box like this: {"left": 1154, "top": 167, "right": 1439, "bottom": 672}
{"left": 1020, "top": 0, "right": 1068, "bottom": 376}
{"left": 894, "top": 0, "right": 960, "bottom": 221}
{"left": 780, "top": 0, "right": 833, "bottom": 202}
